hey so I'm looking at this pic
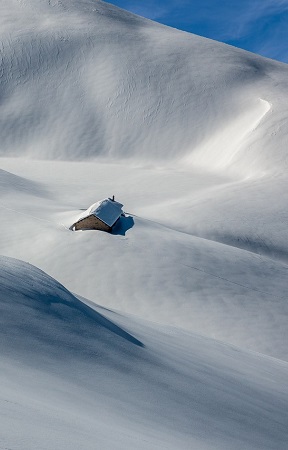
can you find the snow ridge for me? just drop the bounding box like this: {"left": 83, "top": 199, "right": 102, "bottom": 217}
{"left": 1, "top": 256, "right": 288, "bottom": 449}
{"left": 1, "top": 2, "right": 288, "bottom": 448}
{"left": 0, "top": 0, "right": 288, "bottom": 176}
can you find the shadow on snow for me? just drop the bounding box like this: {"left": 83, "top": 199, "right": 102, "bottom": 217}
{"left": 112, "top": 215, "right": 134, "bottom": 236}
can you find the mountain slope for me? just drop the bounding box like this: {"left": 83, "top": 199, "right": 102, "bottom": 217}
{"left": 1, "top": 157, "right": 288, "bottom": 360}
{"left": 1, "top": 256, "right": 288, "bottom": 450}
{"left": 0, "top": 0, "right": 288, "bottom": 176}
{"left": 1, "top": 3, "right": 288, "bottom": 447}
{"left": 0, "top": 0, "right": 287, "bottom": 366}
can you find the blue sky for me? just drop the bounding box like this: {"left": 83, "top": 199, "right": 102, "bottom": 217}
{"left": 105, "top": 0, "right": 288, "bottom": 63}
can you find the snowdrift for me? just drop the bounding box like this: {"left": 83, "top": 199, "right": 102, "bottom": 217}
{"left": 0, "top": 0, "right": 287, "bottom": 360}
{"left": 0, "top": 0, "right": 288, "bottom": 176}
{"left": 1, "top": 255, "right": 288, "bottom": 449}
{"left": 1, "top": 160, "right": 288, "bottom": 361}
{"left": 0, "top": 254, "right": 143, "bottom": 358}
{"left": 1, "top": 2, "right": 288, "bottom": 448}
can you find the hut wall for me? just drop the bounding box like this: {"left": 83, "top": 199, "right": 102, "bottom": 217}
{"left": 74, "top": 215, "right": 111, "bottom": 232}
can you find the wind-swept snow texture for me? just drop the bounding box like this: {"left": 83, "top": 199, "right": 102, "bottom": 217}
{"left": 1, "top": 159, "right": 288, "bottom": 362}
{"left": 1, "top": 0, "right": 288, "bottom": 355}
{"left": 1, "top": 1, "right": 288, "bottom": 349}
{"left": 0, "top": 0, "right": 288, "bottom": 176}
{"left": 1, "top": 1, "right": 288, "bottom": 448}
{"left": 1, "top": 256, "right": 288, "bottom": 450}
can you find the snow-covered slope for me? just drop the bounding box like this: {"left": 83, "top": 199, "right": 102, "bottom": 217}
{"left": 1, "top": 2, "right": 288, "bottom": 447}
{"left": 1, "top": 256, "right": 288, "bottom": 450}
{"left": 1, "top": 159, "right": 288, "bottom": 361}
{"left": 1, "top": 1, "right": 288, "bottom": 359}
{"left": 0, "top": 0, "right": 288, "bottom": 177}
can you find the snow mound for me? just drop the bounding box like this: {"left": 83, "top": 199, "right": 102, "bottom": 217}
{"left": 0, "top": 168, "right": 48, "bottom": 197}
{"left": 1, "top": 255, "right": 288, "bottom": 449}
{"left": 0, "top": 0, "right": 288, "bottom": 175}
{"left": 1, "top": 159, "right": 288, "bottom": 361}
{"left": 0, "top": 255, "right": 143, "bottom": 362}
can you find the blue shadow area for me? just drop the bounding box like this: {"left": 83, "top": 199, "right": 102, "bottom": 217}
{"left": 112, "top": 214, "right": 134, "bottom": 236}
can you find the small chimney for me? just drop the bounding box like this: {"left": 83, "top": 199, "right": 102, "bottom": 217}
{"left": 112, "top": 195, "right": 115, "bottom": 202}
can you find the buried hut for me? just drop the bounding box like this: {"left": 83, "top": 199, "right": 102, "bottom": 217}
{"left": 71, "top": 197, "right": 124, "bottom": 232}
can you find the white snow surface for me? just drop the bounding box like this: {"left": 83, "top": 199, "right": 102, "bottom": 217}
{"left": 1, "top": 255, "right": 288, "bottom": 450}
{"left": 75, "top": 197, "right": 123, "bottom": 227}
{"left": 1, "top": 0, "right": 288, "bottom": 448}
{"left": 0, "top": 0, "right": 288, "bottom": 176}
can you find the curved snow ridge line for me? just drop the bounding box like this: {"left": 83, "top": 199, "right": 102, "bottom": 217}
{"left": 180, "top": 262, "right": 287, "bottom": 302}
{"left": 0, "top": 201, "right": 71, "bottom": 232}
{"left": 71, "top": 300, "right": 144, "bottom": 348}
{"left": 1, "top": 0, "right": 286, "bottom": 175}
{"left": 202, "top": 230, "right": 288, "bottom": 267}
{"left": 182, "top": 98, "right": 272, "bottom": 174}
{"left": 0, "top": 255, "right": 144, "bottom": 348}
{"left": 132, "top": 214, "right": 288, "bottom": 292}
{"left": 251, "top": 98, "right": 272, "bottom": 130}
{"left": 225, "top": 98, "right": 272, "bottom": 169}
{"left": 149, "top": 210, "right": 287, "bottom": 265}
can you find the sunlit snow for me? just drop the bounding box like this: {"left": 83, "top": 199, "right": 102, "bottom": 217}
{"left": 1, "top": 0, "right": 288, "bottom": 449}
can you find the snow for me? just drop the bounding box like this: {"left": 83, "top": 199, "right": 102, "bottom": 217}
{"left": 75, "top": 197, "right": 124, "bottom": 227}
{"left": 1, "top": 256, "right": 288, "bottom": 450}
{"left": 1, "top": 159, "right": 288, "bottom": 361}
{"left": 1, "top": 0, "right": 288, "bottom": 448}
{"left": 1, "top": 0, "right": 288, "bottom": 177}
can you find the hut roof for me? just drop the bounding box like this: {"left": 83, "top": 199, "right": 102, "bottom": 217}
{"left": 77, "top": 198, "right": 123, "bottom": 227}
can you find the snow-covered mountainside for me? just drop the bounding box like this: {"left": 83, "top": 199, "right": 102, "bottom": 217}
{"left": 1, "top": 1, "right": 288, "bottom": 448}
{"left": 0, "top": 0, "right": 288, "bottom": 176}
{"left": 1, "top": 256, "right": 288, "bottom": 450}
